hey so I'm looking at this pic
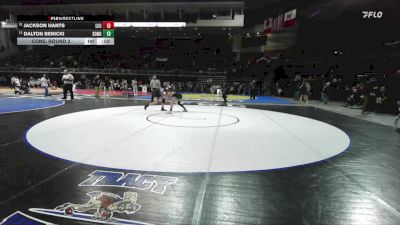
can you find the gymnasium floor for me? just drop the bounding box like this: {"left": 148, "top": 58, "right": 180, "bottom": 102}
{"left": 0, "top": 95, "right": 399, "bottom": 225}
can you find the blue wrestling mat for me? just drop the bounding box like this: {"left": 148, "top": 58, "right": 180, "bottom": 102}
{"left": 243, "top": 96, "right": 294, "bottom": 104}
{"left": 134, "top": 95, "right": 294, "bottom": 105}
{"left": 0, "top": 97, "right": 64, "bottom": 114}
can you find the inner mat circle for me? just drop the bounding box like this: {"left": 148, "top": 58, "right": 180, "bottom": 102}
{"left": 146, "top": 112, "right": 239, "bottom": 128}
{"left": 25, "top": 105, "right": 350, "bottom": 173}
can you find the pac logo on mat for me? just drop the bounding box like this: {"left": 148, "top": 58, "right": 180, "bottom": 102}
{"left": 79, "top": 170, "right": 178, "bottom": 194}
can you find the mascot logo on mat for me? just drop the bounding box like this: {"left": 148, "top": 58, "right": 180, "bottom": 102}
{"left": 29, "top": 191, "right": 151, "bottom": 225}
{"left": 79, "top": 170, "right": 178, "bottom": 194}
{"left": 56, "top": 191, "right": 140, "bottom": 220}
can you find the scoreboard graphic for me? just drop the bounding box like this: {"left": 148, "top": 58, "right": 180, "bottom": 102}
{"left": 17, "top": 15, "right": 115, "bottom": 46}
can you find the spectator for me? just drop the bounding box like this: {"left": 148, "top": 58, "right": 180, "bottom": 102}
{"left": 104, "top": 76, "right": 111, "bottom": 97}
{"left": 346, "top": 86, "right": 361, "bottom": 108}
{"left": 249, "top": 80, "right": 257, "bottom": 100}
{"left": 13, "top": 77, "right": 21, "bottom": 94}
{"left": 40, "top": 74, "right": 50, "bottom": 97}
{"left": 376, "top": 86, "right": 389, "bottom": 113}
{"left": 299, "top": 80, "right": 311, "bottom": 104}
{"left": 132, "top": 79, "right": 138, "bottom": 96}
{"left": 322, "top": 82, "right": 331, "bottom": 104}
{"left": 361, "top": 78, "right": 376, "bottom": 114}
{"left": 10, "top": 76, "right": 16, "bottom": 90}
{"left": 93, "top": 75, "right": 101, "bottom": 98}
{"left": 108, "top": 79, "right": 113, "bottom": 93}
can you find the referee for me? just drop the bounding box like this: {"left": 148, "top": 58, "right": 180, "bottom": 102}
{"left": 62, "top": 69, "right": 74, "bottom": 100}
{"left": 150, "top": 75, "right": 161, "bottom": 102}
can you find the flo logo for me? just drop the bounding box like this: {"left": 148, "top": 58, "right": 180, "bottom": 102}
{"left": 362, "top": 11, "right": 383, "bottom": 19}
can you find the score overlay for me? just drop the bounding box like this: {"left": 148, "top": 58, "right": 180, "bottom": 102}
{"left": 16, "top": 15, "right": 115, "bottom": 46}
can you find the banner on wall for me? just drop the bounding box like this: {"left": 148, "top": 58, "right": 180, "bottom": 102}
{"left": 264, "top": 18, "right": 273, "bottom": 33}
{"left": 264, "top": 9, "right": 297, "bottom": 33}
{"left": 284, "top": 9, "right": 297, "bottom": 27}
